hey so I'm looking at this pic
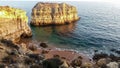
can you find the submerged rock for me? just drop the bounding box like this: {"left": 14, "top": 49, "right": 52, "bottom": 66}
{"left": 31, "top": 2, "right": 80, "bottom": 26}
{"left": 0, "top": 6, "right": 32, "bottom": 42}
{"left": 39, "top": 42, "right": 48, "bottom": 48}
{"left": 93, "top": 53, "right": 108, "bottom": 61}
{"left": 110, "top": 48, "right": 120, "bottom": 54}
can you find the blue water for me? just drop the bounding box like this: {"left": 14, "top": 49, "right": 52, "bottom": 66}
{"left": 1, "top": 1, "right": 120, "bottom": 56}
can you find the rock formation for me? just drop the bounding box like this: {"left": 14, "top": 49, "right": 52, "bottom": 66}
{"left": 31, "top": 2, "right": 80, "bottom": 26}
{"left": 0, "top": 39, "right": 44, "bottom": 68}
{"left": 0, "top": 6, "right": 32, "bottom": 42}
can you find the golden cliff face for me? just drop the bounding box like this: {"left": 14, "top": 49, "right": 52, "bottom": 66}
{"left": 0, "top": 6, "right": 32, "bottom": 42}
{"left": 31, "top": 2, "right": 80, "bottom": 26}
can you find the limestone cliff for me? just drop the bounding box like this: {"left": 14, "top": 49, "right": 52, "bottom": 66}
{"left": 31, "top": 2, "right": 80, "bottom": 26}
{"left": 0, "top": 6, "right": 32, "bottom": 42}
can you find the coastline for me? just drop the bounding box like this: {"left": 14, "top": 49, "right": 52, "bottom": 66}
{"left": 18, "top": 38, "right": 92, "bottom": 63}
{"left": 0, "top": 2, "right": 120, "bottom": 68}
{"left": 0, "top": 38, "right": 119, "bottom": 68}
{"left": 16, "top": 38, "right": 120, "bottom": 68}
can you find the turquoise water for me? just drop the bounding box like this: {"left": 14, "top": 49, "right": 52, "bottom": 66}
{"left": 1, "top": 1, "right": 120, "bottom": 56}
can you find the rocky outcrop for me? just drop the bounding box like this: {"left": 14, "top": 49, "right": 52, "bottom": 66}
{"left": 0, "top": 39, "right": 120, "bottom": 68}
{"left": 0, "top": 6, "right": 32, "bottom": 42}
{"left": 0, "top": 39, "right": 44, "bottom": 68}
{"left": 31, "top": 2, "right": 80, "bottom": 26}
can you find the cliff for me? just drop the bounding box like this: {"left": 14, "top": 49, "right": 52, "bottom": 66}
{"left": 31, "top": 2, "right": 80, "bottom": 26}
{"left": 0, "top": 6, "right": 32, "bottom": 42}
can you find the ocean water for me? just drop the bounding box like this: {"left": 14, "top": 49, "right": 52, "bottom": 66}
{"left": 1, "top": 1, "right": 120, "bottom": 56}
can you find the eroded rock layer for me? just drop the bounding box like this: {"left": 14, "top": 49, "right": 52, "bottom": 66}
{"left": 0, "top": 6, "right": 32, "bottom": 42}
{"left": 31, "top": 2, "right": 80, "bottom": 26}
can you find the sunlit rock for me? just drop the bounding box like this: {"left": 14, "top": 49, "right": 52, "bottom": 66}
{"left": 107, "top": 62, "right": 119, "bottom": 68}
{"left": 0, "top": 6, "right": 32, "bottom": 42}
{"left": 31, "top": 2, "right": 80, "bottom": 26}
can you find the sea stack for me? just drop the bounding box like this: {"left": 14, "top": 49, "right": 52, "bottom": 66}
{"left": 31, "top": 2, "right": 80, "bottom": 26}
{"left": 0, "top": 6, "right": 32, "bottom": 42}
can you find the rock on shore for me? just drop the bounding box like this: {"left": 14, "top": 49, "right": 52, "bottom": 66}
{"left": 0, "top": 39, "right": 120, "bottom": 68}
{"left": 31, "top": 2, "right": 80, "bottom": 26}
{"left": 0, "top": 6, "right": 32, "bottom": 42}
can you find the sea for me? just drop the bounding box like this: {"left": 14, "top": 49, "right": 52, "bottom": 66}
{"left": 1, "top": 1, "right": 120, "bottom": 57}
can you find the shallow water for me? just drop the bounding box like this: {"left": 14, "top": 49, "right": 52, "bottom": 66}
{"left": 1, "top": 1, "right": 120, "bottom": 56}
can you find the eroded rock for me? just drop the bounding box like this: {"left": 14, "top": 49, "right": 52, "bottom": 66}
{"left": 0, "top": 6, "right": 32, "bottom": 42}
{"left": 107, "top": 62, "right": 119, "bottom": 68}
{"left": 96, "top": 58, "right": 108, "bottom": 68}
{"left": 31, "top": 2, "right": 80, "bottom": 26}
{"left": 71, "top": 56, "right": 83, "bottom": 67}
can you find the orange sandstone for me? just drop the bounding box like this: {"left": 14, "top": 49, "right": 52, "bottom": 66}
{"left": 31, "top": 2, "right": 80, "bottom": 26}
{"left": 0, "top": 6, "right": 32, "bottom": 42}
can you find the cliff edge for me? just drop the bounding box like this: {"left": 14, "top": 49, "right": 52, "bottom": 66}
{"left": 0, "top": 6, "right": 32, "bottom": 42}
{"left": 31, "top": 2, "right": 80, "bottom": 26}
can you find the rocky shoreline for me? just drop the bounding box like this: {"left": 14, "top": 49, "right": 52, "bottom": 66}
{"left": 0, "top": 39, "right": 120, "bottom": 68}
{"left": 31, "top": 2, "right": 80, "bottom": 26}
{"left": 0, "top": 3, "right": 120, "bottom": 68}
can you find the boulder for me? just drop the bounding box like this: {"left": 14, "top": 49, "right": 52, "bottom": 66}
{"left": 71, "top": 56, "right": 83, "bottom": 67}
{"left": 41, "top": 50, "right": 49, "bottom": 54}
{"left": 59, "top": 57, "right": 69, "bottom": 68}
{"left": 97, "top": 58, "right": 108, "bottom": 68}
{"left": 28, "top": 45, "right": 37, "bottom": 51}
{"left": 27, "top": 54, "right": 44, "bottom": 61}
{"left": 107, "top": 62, "right": 119, "bottom": 68}
{"left": 24, "top": 56, "right": 35, "bottom": 65}
{"left": 81, "top": 62, "right": 93, "bottom": 68}
{"left": 39, "top": 42, "right": 48, "bottom": 48}
{"left": 42, "top": 54, "right": 63, "bottom": 68}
